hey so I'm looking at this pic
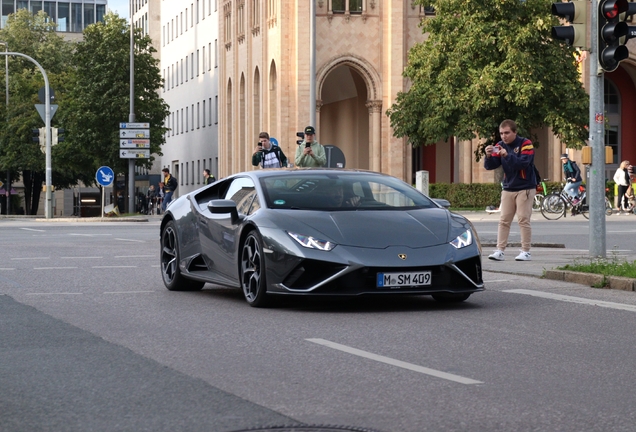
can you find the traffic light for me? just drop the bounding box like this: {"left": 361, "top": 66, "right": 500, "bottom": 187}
{"left": 51, "top": 127, "right": 65, "bottom": 145}
{"left": 551, "top": 1, "right": 587, "bottom": 47}
{"left": 598, "top": 0, "right": 630, "bottom": 72}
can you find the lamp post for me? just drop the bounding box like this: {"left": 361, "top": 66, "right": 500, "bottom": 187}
{"left": 0, "top": 41, "right": 8, "bottom": 216}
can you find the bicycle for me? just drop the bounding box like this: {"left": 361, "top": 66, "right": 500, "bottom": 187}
{"left": 532, "top": 180, "right": 549, "bottom": 212}
{"left": 541, "top": 183, "right": 613, "bottom": 220}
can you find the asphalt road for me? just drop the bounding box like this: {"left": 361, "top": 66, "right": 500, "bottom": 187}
{"left": 2, "top": 219, "right": 636, "bottom": 432}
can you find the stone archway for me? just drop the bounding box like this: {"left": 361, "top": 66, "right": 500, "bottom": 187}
{"left": 317, "top": 56, "right": 382, "bottom": 171}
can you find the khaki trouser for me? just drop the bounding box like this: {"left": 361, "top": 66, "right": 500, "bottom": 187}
{"left": 497, "top": 188, "right": 536, "bottom": 252}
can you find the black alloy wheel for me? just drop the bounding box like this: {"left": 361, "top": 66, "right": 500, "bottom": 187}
{"left": 241, "top": 231, "right": 270, "bottom": 307}
{"left": 161, "top": 221, "right": 205, "bottom": 291}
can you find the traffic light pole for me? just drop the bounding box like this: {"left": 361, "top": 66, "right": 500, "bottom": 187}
{"left": 589, "top": 0, "right": 607, "bottom": 258}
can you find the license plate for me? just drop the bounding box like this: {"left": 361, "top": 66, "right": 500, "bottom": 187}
{"left": 377, "top": 271, "right": 431, "bottom": 288}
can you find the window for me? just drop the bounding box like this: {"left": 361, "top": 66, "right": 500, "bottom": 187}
{"left": 197, "top": 49, "right": 200, "bottom": 76}
{"left": 331, "top": 0, "right": 363, "bottom": 14}
{"left": 215, "top": 39, "right": 218, "bottom": 68}
{"left": 3, "top": 1, "right": 15, "bottom": 28}
{"left": 191, "top": 53, "right": 194, "bottom": 79}
{"left": 202, "top": 100, "right": 206, "bottom": 128}
{"left": 350, "top": 0, "right": 362, "bottom": 13}
{"left": 186, "top": 107, "right": 189, "bottom": 133}
{"left": 191, "top": 104, "right": 195, "bottom": 130}
{"left": 186, "top": 162, "right": 189, "bottom": 185}
{"left": 184, "top": 58, "right": 187, "bottom": 83}
{"left": 209, "top": 42, "right": 212, "bottom": 70}
{"left": 71, "top": 2, "right": 81, "bottom": 32}
{"left": 58, "top": 2, "right": 70, "bottom": 31}
{"left": 332, "top": 0, "right": 345, "bottom": 13}
{"left": 209, "top": 98, "right": 212, "bottom": 126}
{"left": 214, "top": 96, "right": 218, "bottom": 124}
{"left": 202, "top": 46, "right": 206, "bottom": 74}
{"left": 84, "top": 3, "right": 94, "bottom": 26}
{"left": 197, "top": 102, "right": 200, "bottom": 129}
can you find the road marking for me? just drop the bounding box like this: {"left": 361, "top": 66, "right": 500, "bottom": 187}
{"left": 69, "top": 233, "right": 112, "bottom": 237}
{"left": 34, "top": 267, "right": 78, "bottom": 270}
{"left": 485, "top": 279, "right": 513, "bottom": 283}
{"left": 92, "top": 265, "right": 138, "bottom": 269}
{"left": 11, "top": 257, "right": 49, "bottom": 260}
{"left": 103, "top": 290, "right": 155, "bottom": 294}
{"left": 306, "top": 338, "right": 483, "bottom": 385}
{"left": 26, "top": 292, "right": 83, "bottom": 296}
{"left": 19, "top": 227, "right": 45, "bottom": 232}
{"left": 61, "top": 256, "right": 102, "bottom": 259}
{"left": 0, "top": 268, "right": 16, "bottom": 271}
{"left": 504, "top": 289, "right": 636, "bottom": 312}
{"left": 114, "top": 255, "right": 154, "bottom": 258}
{"left": 115, "top": 238, "right": 145, "bottom": 243}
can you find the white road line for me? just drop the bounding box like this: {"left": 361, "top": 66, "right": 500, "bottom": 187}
{"left": 92, "top": 265, "right": 138, "bottom": 269}
{"left": 485, "top": 279, "right": 514, "bottom": 283}
{"left": 0, "top": 268, "right": 16, "bottom": 271}
{"left": 504, "top": 289, "right": 636, "bottom": 312}
{"left": 34, "top": 267, "right": 78, "bottom": 270}
{"left": 26, "top": 292, "right": 83, "bottom": 296}
{"left": 114, "top": 255, "right": 154, "bottom": 258}
{"left": 61, "top": 256, "right": 102, "bottom": 259}
{"left": 69, "top": 233, "right": 112, "bottom": 236}
{"left": 11, "top": 257, "right": 49, "bottom": 260}
{"left": 306, "top": 338, "right": 483, "bottom": 385}
{"left": 19, "top": 227, "right": 45, "bottom": 232}
{"left": 115, "top": 238, "right": 145, "bottom": 243}
{"left": 103, "top": 290, "right": 155, "bottom": 294}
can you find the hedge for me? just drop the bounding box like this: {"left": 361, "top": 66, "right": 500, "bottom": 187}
{"left": 428, "top": 181, "right": 619, "bottom": 209}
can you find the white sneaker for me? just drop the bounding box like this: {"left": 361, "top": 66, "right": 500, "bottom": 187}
{"left": 488, "top": 250, "right": 505, "bottom": 261}
{"left": 515, "top": 251, "right": 532, "bottom": 261}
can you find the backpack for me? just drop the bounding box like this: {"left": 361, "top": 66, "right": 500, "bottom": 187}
{"left": 532, "top": 164, "right": 541, "bottom": 186}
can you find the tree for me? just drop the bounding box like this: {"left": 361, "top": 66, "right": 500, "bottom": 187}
{"left": 387, "top": 0, "right": 589, "bottom": 158}
{"left": 0, "top": 9, "right": 72, "bottom": 214}
{"left": 60, "top": 13, "right": 169, "bottom": 191}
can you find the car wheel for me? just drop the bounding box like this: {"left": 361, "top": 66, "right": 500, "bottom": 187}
{"left": 432, "top": 293, "right": 471, "bottom": 303}
{"left": 241, "top": 231, "right": 270, "bottom": 307}
{"left": 161, "top": 221, "right": 205, "bottom": 291}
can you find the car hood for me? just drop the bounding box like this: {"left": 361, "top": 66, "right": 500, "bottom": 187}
{"left": 272, "top": 208, "right": 450, "bottom": 248}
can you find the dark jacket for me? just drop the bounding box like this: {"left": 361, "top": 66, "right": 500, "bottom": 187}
{"left": 562, "top": 160, "right": 582, "bottom": 183}
{"left": 164, "top": 175, "right": 178, "bottom": 192}
{"left": 252, "top": 145, "right": 288, "bottom": 168}
{"left": 484, "top": 136, "right": 536, "bottom": 191}
{"left": 203, "top": 175, "right": 215, "bottom": 185}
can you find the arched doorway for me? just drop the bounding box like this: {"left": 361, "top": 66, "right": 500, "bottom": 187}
{"left": 319, "top": 65, "right": 369, "bottom": 170}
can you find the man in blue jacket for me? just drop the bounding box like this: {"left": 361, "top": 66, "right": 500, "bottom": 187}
{"left": 484, "top": 119, "right": 537, "bottom": 262}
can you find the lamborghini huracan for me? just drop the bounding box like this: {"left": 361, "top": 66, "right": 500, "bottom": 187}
{"left": 160, "top": 169, "right": 484, "bottom": 307}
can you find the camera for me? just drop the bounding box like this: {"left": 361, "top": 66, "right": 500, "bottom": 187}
{"left": 296, "top": 131, "right": 304, "bottom": 145}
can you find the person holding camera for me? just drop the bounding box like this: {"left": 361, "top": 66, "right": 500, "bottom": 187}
{"left": 252, "top": 132, "right": 288, "bottom": 168}
{"left": 484, "top": 119, "right": 537, "bottom": 262}
{"left": 295, "top": 126, "right": 326, "bottom": 167}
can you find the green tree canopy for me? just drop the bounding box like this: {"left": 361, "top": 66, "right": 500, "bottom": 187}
{"left": 60, "top": 12, "right": 169, "bottom": 183}
{"left": 0, "top": 8, "right": 73, "bottom": 213}
{"left": 387, "top": 0, "right": 589, "bottom": 157}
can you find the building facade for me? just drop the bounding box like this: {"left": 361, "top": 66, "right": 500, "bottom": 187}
{"left": 156, "top": 0, "right": 220, "bottom": 196}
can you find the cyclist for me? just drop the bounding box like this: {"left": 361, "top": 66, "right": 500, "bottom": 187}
{"left": 560, "top": 154, "right": 582, "bottom": 204}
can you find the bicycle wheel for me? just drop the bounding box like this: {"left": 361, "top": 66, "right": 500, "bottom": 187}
{"left": 541, "top": 193, "right": 566, "bottom": 220}
{"left": 605, "top": 197, "right": 614, "bottom": 216}
{"left": 580, "top": 202, "right": 589, "bottom": 219}
{"left": 533, "top": 194, "right": 545, "bottom": 211}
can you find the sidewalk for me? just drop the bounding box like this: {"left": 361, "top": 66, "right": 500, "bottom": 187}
{"left": 457, "top": 210, "right": 636, "bottom": 290}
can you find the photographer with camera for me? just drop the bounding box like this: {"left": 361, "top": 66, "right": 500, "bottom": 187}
{"left": 295, "top": 125, "right": 326, "bottom": 167}
{"left": 252, "top": 132, "right": 287, "bottom": 168}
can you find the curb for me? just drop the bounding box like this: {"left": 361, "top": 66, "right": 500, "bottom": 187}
{"left": 544, "top": 270, "right": 636, "bottom": 291}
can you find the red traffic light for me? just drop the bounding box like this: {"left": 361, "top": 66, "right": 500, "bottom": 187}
{"left": 601, "top": 0, "right": 628, "bottom": 19}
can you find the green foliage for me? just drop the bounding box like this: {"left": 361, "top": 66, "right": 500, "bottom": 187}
{"left": 60, "top": 12, "right": 169, "bottom": 184}
{"left": 387, "top": 0, "right": 589, "bottom": 159}
{"left": 560, "top": 255, "right": 636, "bottom": 279}
{"left": 430, "top": 182, "right": 502, "bottom": 208}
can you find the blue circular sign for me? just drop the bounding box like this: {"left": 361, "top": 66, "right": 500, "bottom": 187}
{"left": 96, "top": 166, "right": 114, "bottom": 187}
{"left": 270, "top": 137, "right": 278, "bottom": 146}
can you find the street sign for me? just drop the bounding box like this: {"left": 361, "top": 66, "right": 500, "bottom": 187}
{"left": 120, "top": 149, "right": 150, "bottom": 159}
{"left": 119, "top": 122, "right": 150, "bottom": 129}
{"left": 35, "top": 104, "right": 58, "bottom": 122}
{"left": 120, "top": 139, "right": 150, "bottom": 148}
{"left": 38, "top": 86, "right": 55, "bottom": 103}
{"left": 0, "top": 180, "right": 4, "bottom": 188}
{"left": 96, "top": 166, "right": 114, "bottom": 187}
{"left": 119, "top": 129, "right": 150, "bottom": 138}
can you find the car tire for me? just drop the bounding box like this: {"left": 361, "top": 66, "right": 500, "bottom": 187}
{"left": 241, "top": 231, "right": 270, "bottom": 307}
{"left": 431, "top": 293, "right": 471, "bottom": 303}
{"left": 161, "top": 220, "right": 205, "bottom": 291}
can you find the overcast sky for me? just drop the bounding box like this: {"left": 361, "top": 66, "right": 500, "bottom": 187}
{"left": 108, "top": 0, "right": 129, "bottom": 19}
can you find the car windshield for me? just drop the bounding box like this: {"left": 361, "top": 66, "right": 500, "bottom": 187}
{"left": 260, "top": 173, "right": 436, "bottom": 211}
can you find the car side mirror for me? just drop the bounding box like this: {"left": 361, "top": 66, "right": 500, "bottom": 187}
{"left": 208, "top": 199, "right": 239, "bottom": 223}
{"left": 432, "top": 198, "right": 451, "bottom": 209}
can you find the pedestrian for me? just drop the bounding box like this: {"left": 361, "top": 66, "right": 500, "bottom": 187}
{"left": 560, "top": 153, "right": 583, "bottom": 204}
{"left": 484, "top": 119, "right": 537, "bottom": 261}
{"left": 252, "top": 132, "right": 288, "bottom": 168}
{"left": 161, "top": 168, "right": 178, "bottom": 211}
{"left": 147, "top": 185, "right": 157, "bottom": 215}
{"left": 203, "top": 168, "right": 215, "bottom": 185}
{"left": 294, "top": 125, "right": 326, "bottom": 167}
{"left": 613, "top": 160, "right": 631, "bottom": 213}
{"left": 157, "top": 182, "right": 165, "bottom": 215}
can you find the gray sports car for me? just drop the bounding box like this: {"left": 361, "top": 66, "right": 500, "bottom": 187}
{"left": 160, "top": 169, "right": 484, "bottom": 307}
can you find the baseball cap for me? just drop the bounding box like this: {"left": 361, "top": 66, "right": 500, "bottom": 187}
{"left": 560, "top": 153, "right": 568, "bottom": 159}
{"left": 304, "top": 126, "right": 315, "bottom": 135}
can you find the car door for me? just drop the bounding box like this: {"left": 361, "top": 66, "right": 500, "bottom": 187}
{"left": 200, "top": 177, "right": 260, "bottom": 280}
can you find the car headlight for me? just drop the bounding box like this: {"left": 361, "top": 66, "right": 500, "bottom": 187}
{"left": 288, "top": 232, "right": 336, "bottom": 251}
{"left": 450, "top": 230, "right": 472, "bottom": 249}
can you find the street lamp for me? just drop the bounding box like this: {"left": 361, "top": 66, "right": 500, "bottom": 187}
{"left": 0, "top": 41, "right": 8, "bottom": 216}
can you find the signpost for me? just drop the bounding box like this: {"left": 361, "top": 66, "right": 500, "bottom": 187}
{"left": 96, "top": 166, "right": 114, "bottom": 218}
{"left": 119, "top": 129, "right": 150, "bottom": 138}
{"left": 119, "top": 122, "right": 150, "bottom": 213}
{"left": 119, "top": 149, "right": 150, "bottom": 158}
{"left": 119, "top": 139, "right": 150, "bottom": 148}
